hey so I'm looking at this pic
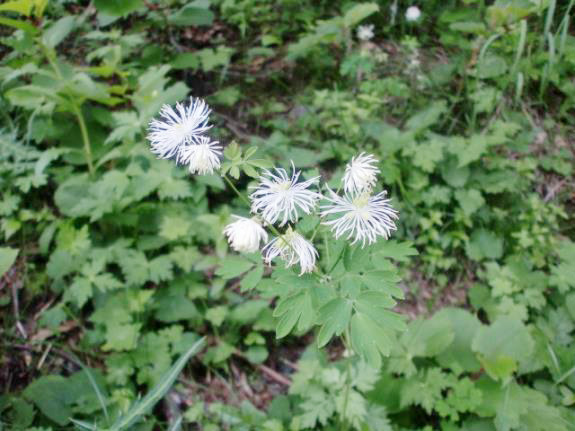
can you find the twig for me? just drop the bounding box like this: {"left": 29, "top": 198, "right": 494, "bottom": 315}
{"left": 232, "top": 350, "right": 292, "bottom": 386}
{"left": 544, "top": 180, "right": 566, "bottom": 203}
{"left": 10, "top": 274, "right": 27, "bottom": 339}
{"left": 8, "top": 343, "right": 83, "bottom": 369}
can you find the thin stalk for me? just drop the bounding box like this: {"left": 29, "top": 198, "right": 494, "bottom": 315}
{"left": 42, "top": 43, "right": 94, "bottom": 175}
{"left": 339, "top": 330, "right": 353, "bottom": 431}
{"left": 327, "top": 244, "right": 346, "bottom": 274}
{"left": 72, "top": 104, "right": 95, "bottom": 175}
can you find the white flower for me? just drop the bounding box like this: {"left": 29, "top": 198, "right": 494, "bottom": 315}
{"left": 224, "top": 216, "right": 268, "bottom": 253}
{"left": 250, "top": 163, "right": 320, "bottom": 226}
{"left": 357, "top": 24, "right": 374, "bottom": 41}
{"left": 178, "top": 136, "right": 222, "bottom": 175}
{"left": 343, "top": 153, "right": 380, "bottom": 195}
{"left": 320, "top": 188, "right": 398, "bottom": 247}
{"left": 405, "top": 6, "right": 421, "bottom": 22}
{"left": 148, "top": 97, "right": 212, "bottom": 160}
{"left": 263, "top": 227, "right": 318, "bottom": 275}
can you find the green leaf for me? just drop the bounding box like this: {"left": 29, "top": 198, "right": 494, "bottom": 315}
{"left": 343, "top": 3, "right": 379, "bottom": 27}
{"left": 215, "top": 256, "right": 254, "bottom": 279}
{"left": 24, "top": 376, "right": 72, "bottom": 425}
{"left": 455, "top": 189, "right": 485, "bottom": 216}
{"left": 316, "top": 298, "right": 352, "bottom": 347}
{"left": 477, "top": 55, "right": 508, "bottom": 79}
{"left": 472, "top": 316, "right": 534, "bottom": 381}
{"left": 405, "top": 101, "right": 447, "bottom": 133}
{"left": 274, "top": 289, "right": 314, "bottom": 338}
{"left": 466, "top": 229, "right": 503, "bottom": 261}
{"left": 109, "top": 337, "right": 205, "bottom": 431}
{"left": 402, "top": 313, "right": 455, "bottom": 357}
{"left": 93, "top": 0, "right": 142, "bottom": 16}
{"left": 351, "top": 314, "right": 391, "bottom": 368}
{"left": 42, "top": 16, "right": 76, "bottom": 48}
{"left": 412, "top": 138, "right": 445, "bottom": 172}
{"left": 435, "top": 308, "right": 482, "bottom": 373}
{"left": 168, "top": 4, "right": 214, "bottom": 26}
{"left": 0, "top": 247, "right": 18, "bottom": 277}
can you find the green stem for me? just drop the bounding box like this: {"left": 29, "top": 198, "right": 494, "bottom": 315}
{"left": 223, "top": 174, "right": 252, "bottom": 208}
{"left": 340, "top": 330, "right": 353, "bottom": 431}
{"left": 41, "top": 43, "right": 94, "bottom": 175}
{"left": 327, "top": 244, "right": 346, "bottom": 274}
{"left": 72, "top": 104, "right": 95, "bottom": 175}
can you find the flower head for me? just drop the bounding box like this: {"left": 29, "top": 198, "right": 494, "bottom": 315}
{"left": 250, "top": 163, "right": 320, "bottom": 226}
{"left": 357, "top": 24, "right": 374, "bottom": 41}
{"left": 224, "top": 216, "right": 268, "bottom": 253}
{"left": 320, "top": 188, "right": 398, "bottom": 247}
{"left": 263, "top": 227, "right": 318, "bottom": 275}
{"left": 343, "top": 153, "right": 380, "bottom": 195}
{"left": 148, "top": 97, "right": 212, "bottom": 160}
{"left": 405, "top": 6, "right": 421, "bottom": 22}
{"left": 178, "top": 136, "right": 222, "bottom": 175}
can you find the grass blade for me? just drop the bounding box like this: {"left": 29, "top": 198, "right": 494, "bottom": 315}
{"left": 108, "top": 337, "right": 206, "bottom": 431}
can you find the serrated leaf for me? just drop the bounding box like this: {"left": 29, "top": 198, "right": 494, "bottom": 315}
{"left": 274, "top": 289, "right": 314, "bottom": 338}
{"left": 316, "top": 298, "right": 352, "bottom": 347}
{"left": 215, "top": 256, "right": 254, "bottom": 279}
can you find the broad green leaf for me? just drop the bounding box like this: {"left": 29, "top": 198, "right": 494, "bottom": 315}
{"left": 466, "top": 229, "right": 503, "bottom": 261}
{"left": 93, "top": 0, "right": 142, "bottom": 16}
{"left": 168, "top": 4, "right": 214, "bottom": 26}
{"left": 435, "top": 308, "right": 482, "bottom": 373}
{"left": 455, "top": 189, "right": 485, "bottom": 216}
{"left": 477, "top": 55, "right": 508, "bottom": 79}
{"left": 0, "top": 16, "right": 37, "bottom": 33}
{"left": 402, "top": 313, "right": 455, "bottom": 357}
{"left": 0, "top": 0, "right": 33, "bottom": 15}
{"left": 42, "top": 16, "right": 76, "bottom": 48}
{"left": 0, "top": 247, "right": 18, "bottom": 277}
{"left": 472, "top": 316, "right": 534, "bottom": 381}
{"left": 316, "top": 298, "right": 352, "bottom": 347}
{"left": 343, "top": 3, "right": 379, "bottom": 28}
{"left": 405, "top": 101, "right": 447, "bottom": 133}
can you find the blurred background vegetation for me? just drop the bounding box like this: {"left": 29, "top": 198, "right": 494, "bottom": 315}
{"left": 0, "top": 0, "right": 574, "bottom": 430}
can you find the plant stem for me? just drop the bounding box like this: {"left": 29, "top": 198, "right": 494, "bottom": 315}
{"left": 72, "top": 104, "right": 95, "bottom": 175}
{"left": 340, "top": 330, "right": 353, "bottom": 431}
{"left": 223, "top": 174, "right": 252, "bottom": 208}
{"left": 41, "top": 43, "right": 94, "bottom": 175}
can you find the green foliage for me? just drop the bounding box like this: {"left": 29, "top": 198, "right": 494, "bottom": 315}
{"left": 1, "top": 0, "right": 574, "bottom": 430}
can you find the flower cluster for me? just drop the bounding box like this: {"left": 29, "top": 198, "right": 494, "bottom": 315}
{"left": 148, "top": 97, "right": 222, "bottom": 174}
{"left": 148, "top": 98, "right": 399, "bottom": 275}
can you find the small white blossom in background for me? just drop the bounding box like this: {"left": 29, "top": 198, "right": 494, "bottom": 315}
{"left": 405, "top": 6, "right": 421, "bottom": 22}
{"left": 148, "top": 97, "right": 212, "bottom": 160}
{"left": 356, "top": 24, "right": 374, "bottom": 41}
{"left": 178, "top": 136, "right": 222, "bottom": 175}
{"left": 263, "top": 227, "right": 318, "bottom": 275}
{"left": 343, "top": 152, "right": 380, "bottom": 195}
{"left": 250, "top": 163, "right": 320, "bottom": 226}
{"left": 321, "top": 188, "right": 398, "bottom": 247}
{"left": 224, "top": 216, "right": 268, "bottom": 253}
